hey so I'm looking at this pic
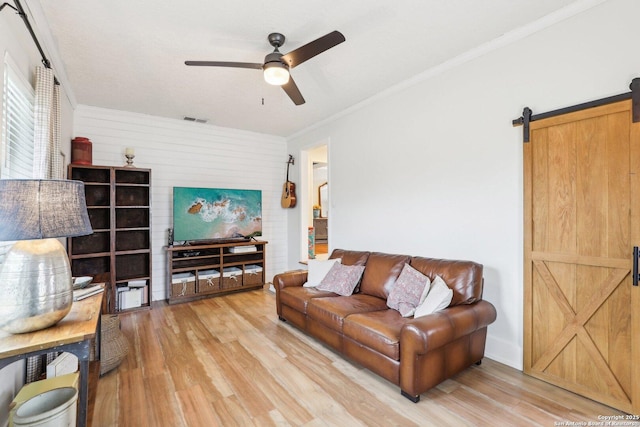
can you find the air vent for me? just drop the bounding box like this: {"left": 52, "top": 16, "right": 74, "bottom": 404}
{"left": 183, "top": 116, "right": 208, "bottom": 124}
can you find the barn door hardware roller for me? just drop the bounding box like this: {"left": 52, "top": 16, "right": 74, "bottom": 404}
{"left": 513, "top": 78, "right": 640, "bottom": 142}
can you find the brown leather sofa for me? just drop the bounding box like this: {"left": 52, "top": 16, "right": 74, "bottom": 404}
{"left": 273, "top": 249, "right": 497, "bottom": 402}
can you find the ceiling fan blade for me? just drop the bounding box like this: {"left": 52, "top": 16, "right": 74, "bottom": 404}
{"left": 185, "top": 61, "right": 263, "bottom": 70}
{"left": 282, "top": 77, "right": 305, "bottom": 105}
{"left": 281, "top": 31, "right": 345, "bottom": 69}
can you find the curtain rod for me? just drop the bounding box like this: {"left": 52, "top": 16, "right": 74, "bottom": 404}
{"left": 1, "top": 0, "right": 59, "bottom": 85}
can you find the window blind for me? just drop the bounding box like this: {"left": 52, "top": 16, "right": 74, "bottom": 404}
{"left": 2, "top": 59, "right": 35, "bottom": 179}
{"left": 1, "top": 57, "right": 35, "bottom": 263}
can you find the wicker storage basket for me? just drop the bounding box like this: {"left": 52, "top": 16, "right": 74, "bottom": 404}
{"left": 197, "top": 269, "right": 221, "bottom": 295}
{"left": 100, "top": 315, "right": 129, "bottom": 376}
{"left": 222, "top": 267, "right": 242, "bottom": 289}
{"left": 171, "top": 272, "right": 196, "bottom": 298}
{"left": 243, "top": 265, "right": 264, "bottom": 286}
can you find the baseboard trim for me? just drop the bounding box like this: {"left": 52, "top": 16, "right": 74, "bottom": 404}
{"left": 484, "top": 334, "right": 522, "bottom": 370}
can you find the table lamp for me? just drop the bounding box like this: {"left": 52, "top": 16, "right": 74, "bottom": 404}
{"left": 0, "top": 180, "right": 92, "bottom": 334}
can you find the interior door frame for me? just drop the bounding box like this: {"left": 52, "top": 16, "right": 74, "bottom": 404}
{"left": 298, "top": 138, "right": 330, "bottom": 261}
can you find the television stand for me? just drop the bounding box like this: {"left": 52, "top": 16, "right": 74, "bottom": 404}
{"left": 166, "top": 240, "right": 267, "bottom": 304}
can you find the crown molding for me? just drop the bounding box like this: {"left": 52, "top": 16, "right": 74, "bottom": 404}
{"left": 288, "top": 0, "right": 609, "bottom": 140}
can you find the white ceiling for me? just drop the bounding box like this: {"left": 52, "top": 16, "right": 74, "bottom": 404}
{"left": 34, "top": 0, "right": 585, "bottom": 136}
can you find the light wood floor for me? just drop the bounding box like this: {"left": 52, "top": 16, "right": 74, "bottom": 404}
{"left": 315, "top": 242, "right": 328, "bottom": 255}
{"left": 91, "top": 287, "right": 625, "bottom": 426}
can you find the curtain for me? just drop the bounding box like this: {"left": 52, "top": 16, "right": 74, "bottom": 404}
{"left": 26, "top": 66, "right": 62, "bottom": 383}
{"left": 33, "top": 66, "right": 61, "bottom": 179}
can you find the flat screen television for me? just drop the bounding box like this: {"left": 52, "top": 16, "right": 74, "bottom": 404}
{"left": 172, "top": 186, "right": 262, "bottom": 243}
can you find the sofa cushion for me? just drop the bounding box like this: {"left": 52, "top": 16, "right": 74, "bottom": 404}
{"left": 360, "top": 252, "right": 411, "bottom": 299}
{"left": 409, "top": 256, "right": 483, "bottom": 306}
{"left": 386, "top": 263, "right": 431, "bottom": 317}
{"left": 307, "top": 294, "right": 388, "bottom": 332}
{"left": 280, "top": 286, "right": 338, "bottom": 314}
{"left": 343, "top": 310, "right": 407, "bottom": 360}
{"left": 329, "top": 249, "right": 370, "bottom": 266}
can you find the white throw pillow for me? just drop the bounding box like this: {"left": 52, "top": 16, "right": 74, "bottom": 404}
{"left": 303, "top": 258, "right": 341, "bottom": 287}
{"left": 414, "top": 275, "right": 453, "bottom": 318}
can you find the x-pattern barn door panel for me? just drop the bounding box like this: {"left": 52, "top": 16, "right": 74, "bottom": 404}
{"left": 524, "top": 100, "right": 640, "bottom": 412}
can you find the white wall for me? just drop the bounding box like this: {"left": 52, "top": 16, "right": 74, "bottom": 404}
{"left": 74, "top": 106, "right": 288, "bottom": 301}
{"left": 286, "top": 0, "right": 640, "bottom": 369}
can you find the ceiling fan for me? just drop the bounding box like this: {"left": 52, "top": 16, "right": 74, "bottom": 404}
{"left": 185, "top": 31, "right": 345, "bottom": 105}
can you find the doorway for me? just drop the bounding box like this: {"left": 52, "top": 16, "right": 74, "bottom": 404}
{"left": 313, "top": 163, "right": 328, "bottom": 255}
{"left": 300, "top": 141, "right": 329, "bottom": 260}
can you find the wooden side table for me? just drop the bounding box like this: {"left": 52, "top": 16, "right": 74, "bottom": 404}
{"left": 0, "top": 290, "right": 103, "bottom": 427}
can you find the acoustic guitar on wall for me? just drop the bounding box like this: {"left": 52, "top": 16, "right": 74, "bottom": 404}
{"left": 281, "top": 155, "right": 297, "bottom": 208}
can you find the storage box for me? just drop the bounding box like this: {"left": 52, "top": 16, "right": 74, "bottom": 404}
{"left": 46, "top": 352, "right": 78, "bottom": 378}
{"left": 120, "top": 288, "right": 143, "bottom": 310}
{"left": 197, "top": 269, "right": 221, "bottom": 294}
{"left": 115, "top": 287, "right": 129, "bottom": 311}
{"left": 243, "top": 264, "right": 264, "bottom": 287}
{"left": 229, "top": 245, "right": 257, "bottom": 254}
{"left": 127, "top": 279, "right": 147, "bottom": 288}
{"left": 171, "top": 272, "right": 195, "bottom": 297}
{"left": 222, "top": 267, "right": 242, "bottom": 289}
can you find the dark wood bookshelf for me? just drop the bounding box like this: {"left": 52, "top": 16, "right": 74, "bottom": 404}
{"left": 68, "top": 164, "right": 152, "bottom": 314}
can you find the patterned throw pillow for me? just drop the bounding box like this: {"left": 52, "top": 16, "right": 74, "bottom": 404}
{"left": 316, "top": 263, "right": 365, "bottom": 296}
{"left": 387, "top": 263, "right": 431, "bottom": 317}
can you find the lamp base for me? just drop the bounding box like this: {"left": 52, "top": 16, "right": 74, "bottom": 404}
{"left": 0, "top": 239, "right": 73, "bottom": 334}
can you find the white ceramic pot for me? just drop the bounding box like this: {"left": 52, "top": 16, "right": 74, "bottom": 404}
{"left": 13, "top": 387, "right": 77, "bottom": 427}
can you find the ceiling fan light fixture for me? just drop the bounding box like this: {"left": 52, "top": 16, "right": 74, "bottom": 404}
{"left": 185, "top": 31, "right": 345, "bottom": 105}
{"left": 263, "top": 62, "right": 289, "bottom": 86}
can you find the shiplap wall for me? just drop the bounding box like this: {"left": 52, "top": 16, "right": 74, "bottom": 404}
{"left": 73, "top": 105, "right": 288, "bottom": 302}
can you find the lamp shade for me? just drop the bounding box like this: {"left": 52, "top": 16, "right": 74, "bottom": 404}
{"left": 0, "top": 179, "right": 92, "bottom": 241}
{"left": 0, "top": 179, "right": 92, "bottom": 333}
{"left": 263, "top": 62, "right": 290, "bottom": 86}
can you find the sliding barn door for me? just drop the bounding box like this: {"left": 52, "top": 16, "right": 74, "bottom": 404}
{"left": 524, "top": 100, "right": 640, "bottom": 412}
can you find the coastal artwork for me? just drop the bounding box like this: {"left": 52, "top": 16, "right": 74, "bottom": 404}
{"left": 173, "top": 187, "right": 262, "bottom": 242}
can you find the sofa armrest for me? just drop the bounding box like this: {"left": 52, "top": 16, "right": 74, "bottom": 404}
{"left": 273, "top": 269, "right": 308, "bottom": 291}
{"left": 399, "top": 300, "right": 496, "bottom": 400}
{"left": 401, "top": 300, "right": 497, "bottom": 355}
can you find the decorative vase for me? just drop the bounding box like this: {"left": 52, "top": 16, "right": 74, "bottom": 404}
{"left": 71, "top": 137, "right": 92, "bottom": 165}
{"left": 308, "top": 227, "right": 315, "bottom": 259}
